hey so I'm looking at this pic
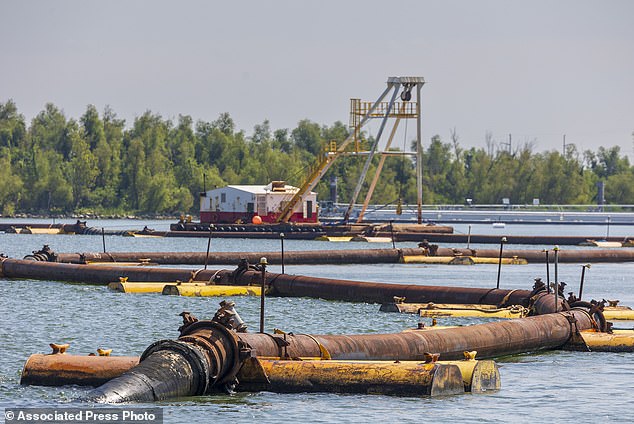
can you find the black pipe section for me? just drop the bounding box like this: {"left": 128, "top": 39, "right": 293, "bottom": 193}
{"left": 87, "top": 341, "right": 210, "bottom": 403}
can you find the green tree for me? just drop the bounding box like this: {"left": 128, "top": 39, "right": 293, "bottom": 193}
{"left": 292, "top": 119, "right": 324, "bottom": 156}
{"left": 0, "top": 100, "right": 26, "bottom": 149}
{"left": 65, "top": 121, "right": 98, "bottom": 208}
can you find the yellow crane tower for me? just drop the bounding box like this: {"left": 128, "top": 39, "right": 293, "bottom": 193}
{"left": 276, "top": 76, "right": 425, "bottom": 224}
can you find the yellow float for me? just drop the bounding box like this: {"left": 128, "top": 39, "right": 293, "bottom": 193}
{"left": 402, "top": 256, "right": 527, "bottom": 265}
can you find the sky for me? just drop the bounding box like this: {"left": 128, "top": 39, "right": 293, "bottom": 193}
{"left": 1, "top": 0, "right": 633, "bottom": 158}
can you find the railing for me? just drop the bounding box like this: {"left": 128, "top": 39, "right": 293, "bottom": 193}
{"left": 349, "top": 99, "right": 418, "bottom": 127}
{"left": 322, "top": 203, "right": 634, "bottom": 213}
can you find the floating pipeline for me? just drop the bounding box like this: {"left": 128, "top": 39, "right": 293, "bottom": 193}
{"left": 23, "top": 354, "right": 480, "bottom": 397}
{"left": 400, "top": 233, "right": 633, "bottom": 245}
{"left": 0, "top": 257, "right": 537, "bottom": 307}
{"left": 167, "top": 222, "right": 453, "bottom": 234}
{"left": 380, "top": 301, "right": 634, "bottom": 321}
{"left": 51, "top": 248, "right": 426, "bottom": 265}
{"left": 129, "top": 223, "right": 453, "bottom": 240}
{"left": 21, "top": 351, "right": 499, "bottom": 394}
{"left": 0, "top": 221, "right": 133, "bottom": 236}
{"left": 83, "top": 296, "right": 598, "bottom": 403}
{"left": 431, "top": 247, "right": 634, "bottom": 263}
{"left": 32, "top": 245, "right": 634, "bottom": 266}
{"left": 0, "top": 223, "right": 66, "bottom": 233}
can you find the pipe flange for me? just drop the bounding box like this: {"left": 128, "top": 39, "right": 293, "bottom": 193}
{"left": 570, "top": 303, "right": 608, "bottom": 333}
{"left": 140, "top": 339, "right": 211, "bottom": 396}
{"left": 178, "top": 320, "right": 242, "bottom": 386}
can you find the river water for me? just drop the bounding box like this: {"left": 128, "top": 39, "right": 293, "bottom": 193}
{"left": 1, "top": 220, "right": 633, "bottom": 423}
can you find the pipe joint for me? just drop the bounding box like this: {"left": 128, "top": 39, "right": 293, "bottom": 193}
{"left": 23, "top": 245, "right": 58, "bottom": 262}
{"left": 177, "top": 319, "right": 244, "bottom": 389}
{"left": 569, "top": 302, "right": 608, "bottom": 333}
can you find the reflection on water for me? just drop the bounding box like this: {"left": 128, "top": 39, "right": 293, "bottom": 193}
{"left": 1, "top": 220, "right": 634, "bottom": 422}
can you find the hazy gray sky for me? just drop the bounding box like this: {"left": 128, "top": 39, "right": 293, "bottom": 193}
{"left": 1, "top": 0, "right": 632, "bottom": 157}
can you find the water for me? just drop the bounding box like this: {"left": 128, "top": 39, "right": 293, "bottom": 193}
{"left": 1, "top": 221, "right": 634, "bottom": 423}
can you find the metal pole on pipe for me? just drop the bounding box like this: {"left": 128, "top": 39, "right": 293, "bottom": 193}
{"left": 467, "top": 225, "right": 472, "bottom": 249}
{"left": 280, "top": 233, "right": 285, "bottom": 274}
{"left": 579, "top": 264, "right": 590, "bottom": 300}
{"left": 259, "top": 257, "right": 268, "bottom": 333}
{"left": 496, "top": 237, "right": 507, "bottom": 289}
{"left": 102, "top": 228, "right": 106, "bottom": 253}
{"left": 204, "top": 225, "right": 214, "bottom": 271}
{"left": 553, "top": 246, "right": 560, "bottom": 311}
{"left": 543, "top": 249, "right": 550, "bottom": 294}
{"left": 390, "top": 220, "right": 396, "bottom": 249}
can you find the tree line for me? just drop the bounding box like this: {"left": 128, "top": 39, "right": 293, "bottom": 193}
{"left": 0, "top": 99, "right": 632, "bottom": 217}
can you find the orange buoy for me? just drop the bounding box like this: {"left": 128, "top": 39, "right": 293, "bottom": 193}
{"left": 252, "top": 215, "right": 263, "bottom": 225}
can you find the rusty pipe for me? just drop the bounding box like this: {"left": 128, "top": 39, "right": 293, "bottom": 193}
{"left": 389, "top": 233, "right": 630, "bottom": 245}
{"left": 232, "top": 271, "right": 535, "bottom": 307}
{"left": 237, "top": 311, "right": 595, "bottom": 362}
{"left": 85, "top": 297, "right": 595, "bottom": 403}
{"left": 21, "top": 354, "right": 138, "bottom": 387}
{"left": 46, "top": 246, "right": 634, "bottom": 266}
{"left": 0, "top": 258, "right": 202, "bottom": 284}
{"left": 433, "top": 247, "right": 634, "bottom": 263}
{"left": 0, "top": 258, "right": 535, "bottom": 307}
{"left": 51, "top": 248, "right": 424, "bottom": 265}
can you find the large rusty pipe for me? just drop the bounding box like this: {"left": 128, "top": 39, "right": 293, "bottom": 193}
{"left": 52, "top": 248, "right": 424, "bottom": 265}
{"left": 0, "top": 258, "right": 200, "bottom": 284}
{"left": 0, "top": 258, "right": 535, "bottom": 307}
{"left": 35, "top": 245, "right": 634, "bottom": 265}
{"left": 433, "top": 247, "right": 634, "bottom": 263}
{"left": 231, "top": 271, "right": 535, "bottom": 306}
{"left": 85, "top": 300, "right": 595, "bottom": 403}
{"left": 237, "top": 312, "right": 594, "bottom": 361}
{"left": 395, "top": 233, "right": 631, "bottom": 245}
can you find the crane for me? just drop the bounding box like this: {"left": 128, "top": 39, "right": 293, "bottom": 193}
{"left": 276, "top": 77, "right": 425, "bottom": 224}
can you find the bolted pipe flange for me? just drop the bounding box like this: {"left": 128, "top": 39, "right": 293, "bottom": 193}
{"left": 177, "top": 320, "right": 244, "bottom": 388}
{"left": 23, "top": 245, "right": 58, "bottom": 262}
{"left": 140, "top": 339, "right": 211, "bottom": 396}
{"left": 569, "top": 302, "right": 608, "bottom": 333}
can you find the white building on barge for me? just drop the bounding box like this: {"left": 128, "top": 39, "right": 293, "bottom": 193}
{"left": 199, "top": 181, "right": 318, "bottom": 224}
